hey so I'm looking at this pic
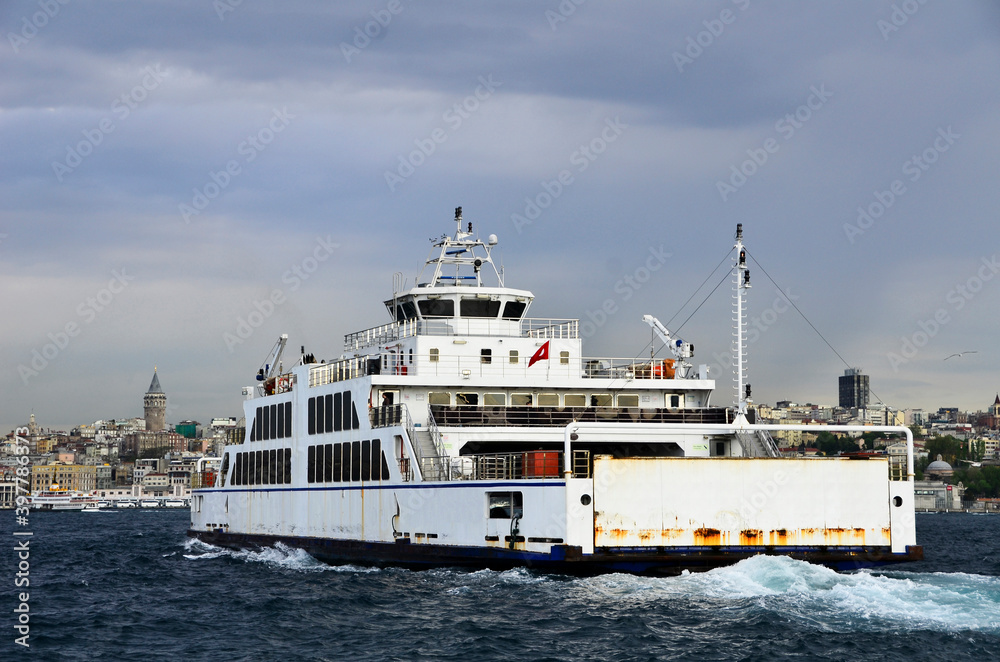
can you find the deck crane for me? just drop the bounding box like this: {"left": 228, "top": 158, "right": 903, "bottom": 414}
{"left": 255, "top": 334, "right": 288, "bottom": 395}
{"left": 642, "top": 315, "right": 694, "bottom": 379}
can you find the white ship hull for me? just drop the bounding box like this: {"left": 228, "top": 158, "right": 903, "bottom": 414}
{"left": 190, "top": 214, "right": 921, "bottom": 573}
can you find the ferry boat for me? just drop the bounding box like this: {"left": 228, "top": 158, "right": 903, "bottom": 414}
{"left": 190, "top": 210, "right": 922, "bottom": 574}
{"left": 30, "top": 487, "right": 99, "bottom": 511}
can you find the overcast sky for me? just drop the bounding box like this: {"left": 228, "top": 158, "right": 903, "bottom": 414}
{"left": 2, "top": 1, "right": 999, "bottom": 434}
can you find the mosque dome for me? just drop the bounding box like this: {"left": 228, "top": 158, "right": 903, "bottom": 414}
{"left": 925, "top": 454, "right": 953, "bottom": 477}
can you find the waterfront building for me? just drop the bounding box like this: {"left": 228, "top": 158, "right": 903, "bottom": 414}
{"left": 914, "top": 480, "right": 965, "bottom": 511}
{"left": 30, "top": 463, "right": 96, "bottom": 493}
{"left": 0, "top": 481, "right": 15, "bottom": 509}
{"left": 839, "top": 368, "right": 869, "bottom": 409}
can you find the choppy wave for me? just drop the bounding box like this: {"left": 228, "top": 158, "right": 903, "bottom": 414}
{"left": 577, "top": 555, "right": 1000, "bottom": 633}
{"left": 182, "top": 537, "right": 381, "bottom": 573}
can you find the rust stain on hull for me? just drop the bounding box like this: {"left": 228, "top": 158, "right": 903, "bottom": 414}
{"left": 595, "top": 525, "right": 890, "bottom": 547}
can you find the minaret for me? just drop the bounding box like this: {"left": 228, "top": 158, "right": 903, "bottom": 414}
{"left": 143, "top": 367, "right": 167, "bottom": 432}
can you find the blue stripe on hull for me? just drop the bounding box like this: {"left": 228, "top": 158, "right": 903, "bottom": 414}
{"left": 188, "top": 530, "right": 923, "bottom": 575}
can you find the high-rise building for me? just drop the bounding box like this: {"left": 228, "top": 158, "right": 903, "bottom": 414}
{"left": 143, "top": 368, "right": 167, "bottom": 432}
{"left": 838, "top": 368, "right": 869, "bottom": 409}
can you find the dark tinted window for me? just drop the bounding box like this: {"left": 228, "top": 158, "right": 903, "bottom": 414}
{"left": 501, "top": 301, "right": 527, "bottom": 320}
{"left": 418, "top": 299, "right": 455, "bottom": 317}
{"left": 460, "top": 299, "right": 502, "bottom": 317}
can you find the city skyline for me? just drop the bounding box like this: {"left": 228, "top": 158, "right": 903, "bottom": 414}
{"left": 3, "top": 2, "right": 999, "bottom": 433}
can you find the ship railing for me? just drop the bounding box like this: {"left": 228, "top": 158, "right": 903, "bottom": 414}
{"left": 418, "top": 456, "right": 451, "bottom": 482}
{"left": 429, "top": 405, "right": 735, "bottom": 428}
{"left": 344, "top": 318, "right": 421, "bottom": 352}
{"left": 442, "top": 450, "right": 591, "bottom": 481}
{"left": 521, "top": 318, "right": 578, "bottom": 339}
{"left": 344, "top": 317, "right": 580, "bottom": 351}
{"left": 397, "top": 457, "right": 413, "bottom": 482}
{"left": 425, "top": 405, "right": 447, "bottom": 458}
{"left": 581, "top": 357, "right": 690, "bottom": 380}
{"left": 889, "top": 454, "right": 907, "bottom": 481}
{"left": 190, "top": 471, "right": 216, "bottom": 489}
{"left": 416, "top": 354, "right": 704, "bottom": 381}
{"left": 308, "top": 355, "right": 374, "bottom": 388}
{"left": 370, "top": 404, "right": 411, "bottom": 429}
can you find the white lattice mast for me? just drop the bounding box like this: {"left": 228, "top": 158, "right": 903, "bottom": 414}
{"left": 733, "top": 224, "right": 751, "bottom": 416}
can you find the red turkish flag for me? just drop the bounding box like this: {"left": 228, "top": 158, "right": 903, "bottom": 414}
{"left": 528, "top": 341, "right": 550, "bottom": 367}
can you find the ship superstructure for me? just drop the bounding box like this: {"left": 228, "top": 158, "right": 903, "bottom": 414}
{"left": 189, "top": 209, "right": 921, "bottom": 573}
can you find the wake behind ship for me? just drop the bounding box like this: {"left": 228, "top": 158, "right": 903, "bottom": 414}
{"left": 189, "top": 209, "right": 922, "bottom": 574}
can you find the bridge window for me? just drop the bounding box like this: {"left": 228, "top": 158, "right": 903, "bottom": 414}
{"left": 390, "top": 300, "right": 417, "bottom": 321}
{"left": 460, "top": 298, "right": 501, "bottom": 317}
{"left": 418, "top": 299, "right": 454, "bottom": 317}
{"left": 501, "top": 300, "right": 526, "bottom": 320}
{"left": 480, "top": 348, "right": 492, "bottom": 364}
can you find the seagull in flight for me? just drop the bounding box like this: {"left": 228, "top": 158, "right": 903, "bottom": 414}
{"left": 944, "top": 351, "right": 978, "bottom": 360}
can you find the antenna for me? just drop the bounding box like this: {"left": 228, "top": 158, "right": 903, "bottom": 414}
{"left": 734, "top": 224, "right": 751, "bottom": 415}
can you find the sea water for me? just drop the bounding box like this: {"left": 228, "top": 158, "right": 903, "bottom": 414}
{"left": 5, "top": 511, "right": 998, "bottom": 661}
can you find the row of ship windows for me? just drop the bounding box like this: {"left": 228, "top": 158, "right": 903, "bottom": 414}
{"left": 424, "top": 392, "right": 682, "bottom": 408}
{"left": 231, "top": 449, "right": 292, "bottom": 486}
{"left": 391, "top": 298, "right": 527, "bottom": 321}
{"left": 307, "top": 439, "right": 391, "bottom": 484}
{"left": 428, "top": 348, "right": 570, "bottom": 365}
{"left": 307, "top": 392, "right": 360, "bottom": 435}
{"left": 250, "top": 402, "right": 292, "bottom": 442}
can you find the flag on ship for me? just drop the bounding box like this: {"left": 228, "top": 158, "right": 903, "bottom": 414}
{"left": 528, "top": 341, "right": 549, "bottom": 367}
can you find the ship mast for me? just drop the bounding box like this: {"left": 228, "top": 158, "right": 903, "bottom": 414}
{"left": 734, "top": 224, "right": 751, "bottom": 416}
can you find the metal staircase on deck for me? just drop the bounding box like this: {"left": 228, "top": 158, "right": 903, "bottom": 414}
{"left": 735, "top": 429, "right": 781, "bottom": 458}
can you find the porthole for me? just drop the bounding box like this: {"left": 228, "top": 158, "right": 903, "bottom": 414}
{"left": 893, "top": 496, "right": 903, "bottom": 507}
{"left": 580, "top": 494, "right": 592, "bottom": 506}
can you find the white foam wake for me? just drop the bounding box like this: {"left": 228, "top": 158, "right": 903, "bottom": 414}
{"left": 182, "top": 538, "right": 377, "bottom": 573}
{"left": 579, "top": 555, "right": 1000, "bottom": 633}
